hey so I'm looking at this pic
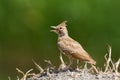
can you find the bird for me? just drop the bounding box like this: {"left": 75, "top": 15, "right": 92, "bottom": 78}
{"left": 51, "top": 21, "right": 96, "bottom": 68}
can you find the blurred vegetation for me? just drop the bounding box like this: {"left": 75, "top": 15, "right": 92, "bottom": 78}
{"left": 0, "top": 0, "right": 120, "bottom": 80}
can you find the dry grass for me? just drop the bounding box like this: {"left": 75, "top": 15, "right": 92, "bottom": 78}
{"left": 15, "top": 45, "right": 120, "bottom": 80}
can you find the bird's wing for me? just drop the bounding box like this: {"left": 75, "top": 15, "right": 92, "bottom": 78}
{"left": 58, "top": 37, "right": 85, "bottom": 54}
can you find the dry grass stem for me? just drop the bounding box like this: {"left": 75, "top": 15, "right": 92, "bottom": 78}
{"left": 46, "top": 68, "right": 52, "bottom": 77}
{"left": 104, "top": 45, "right": 113, "bottom": 72}
{"left": 44, "top": 60, "right": 53, "bottom": 67}
{"left": 91, "top": 64, "right": 99, "bottom": 73}
{"left": 16, "top": 68, "right": 25, "bottom": 76}
{"left": 32, "top": 59, "right": 44, "bottom": 73}
{"left": 104, "top": 45, "right": 120, "bottom": 77}
{"left": 44, "top": 60, "right": 55, "bottom": 72}
{"left": 16, "top": 68, "right": 33, "bottom": 80}
{"left": 8, "top": 76, "right": 11, "bottom": 80}
{"left": 114, "top": 58, "right": 120, "bottom": 76}
{"left": 17, "top": 76, "right": 20, "bottom": 80}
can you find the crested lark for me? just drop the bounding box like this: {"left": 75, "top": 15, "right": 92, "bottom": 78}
{"left": 51, "top": 21, "right": 96, "bottom": 68}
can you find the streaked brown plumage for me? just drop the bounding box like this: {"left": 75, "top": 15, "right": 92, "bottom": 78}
{"left": 51, "top": 21, "right": 96, "bottom": 67}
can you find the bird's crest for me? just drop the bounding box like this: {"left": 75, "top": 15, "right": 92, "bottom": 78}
{"left": 59, "top": 20, "right": 67, "bottom": 27}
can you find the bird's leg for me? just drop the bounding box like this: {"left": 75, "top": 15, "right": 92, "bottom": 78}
{"left": 68, "top": 56, "right": 73, "bottom": 68}
{"left": 58, "top": 53, "right": 67, "bottom": 70}
{"left": 76, "top": 60, "right": 80, "bottom": 71}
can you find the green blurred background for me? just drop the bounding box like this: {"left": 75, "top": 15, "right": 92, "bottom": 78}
{"left": 0, "top": 0, "right": 120, "bottom": 79}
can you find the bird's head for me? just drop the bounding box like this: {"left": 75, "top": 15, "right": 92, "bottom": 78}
{"left": 51, "top": 21, "right": 68, "bottom": 37}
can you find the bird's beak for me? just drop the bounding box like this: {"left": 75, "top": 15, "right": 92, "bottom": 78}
{"left": 50, "top": 26, "right": 57, "bottom": 32}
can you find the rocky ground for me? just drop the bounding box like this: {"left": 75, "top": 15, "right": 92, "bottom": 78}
{"left": 28, "top": 69, "right": 120, "bottom": 80}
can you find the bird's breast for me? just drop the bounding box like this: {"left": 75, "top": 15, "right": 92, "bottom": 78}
{"left": 57, "top": 38, "right": 73, "bottom": 56}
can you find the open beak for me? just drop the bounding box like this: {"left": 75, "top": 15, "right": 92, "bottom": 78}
{"left": 50, "top": 26, "right": 57, "bottom": 32}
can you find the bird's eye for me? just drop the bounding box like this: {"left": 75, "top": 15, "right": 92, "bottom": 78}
{"left": 60, "top": 27, "right": 62, "bottom": 29}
